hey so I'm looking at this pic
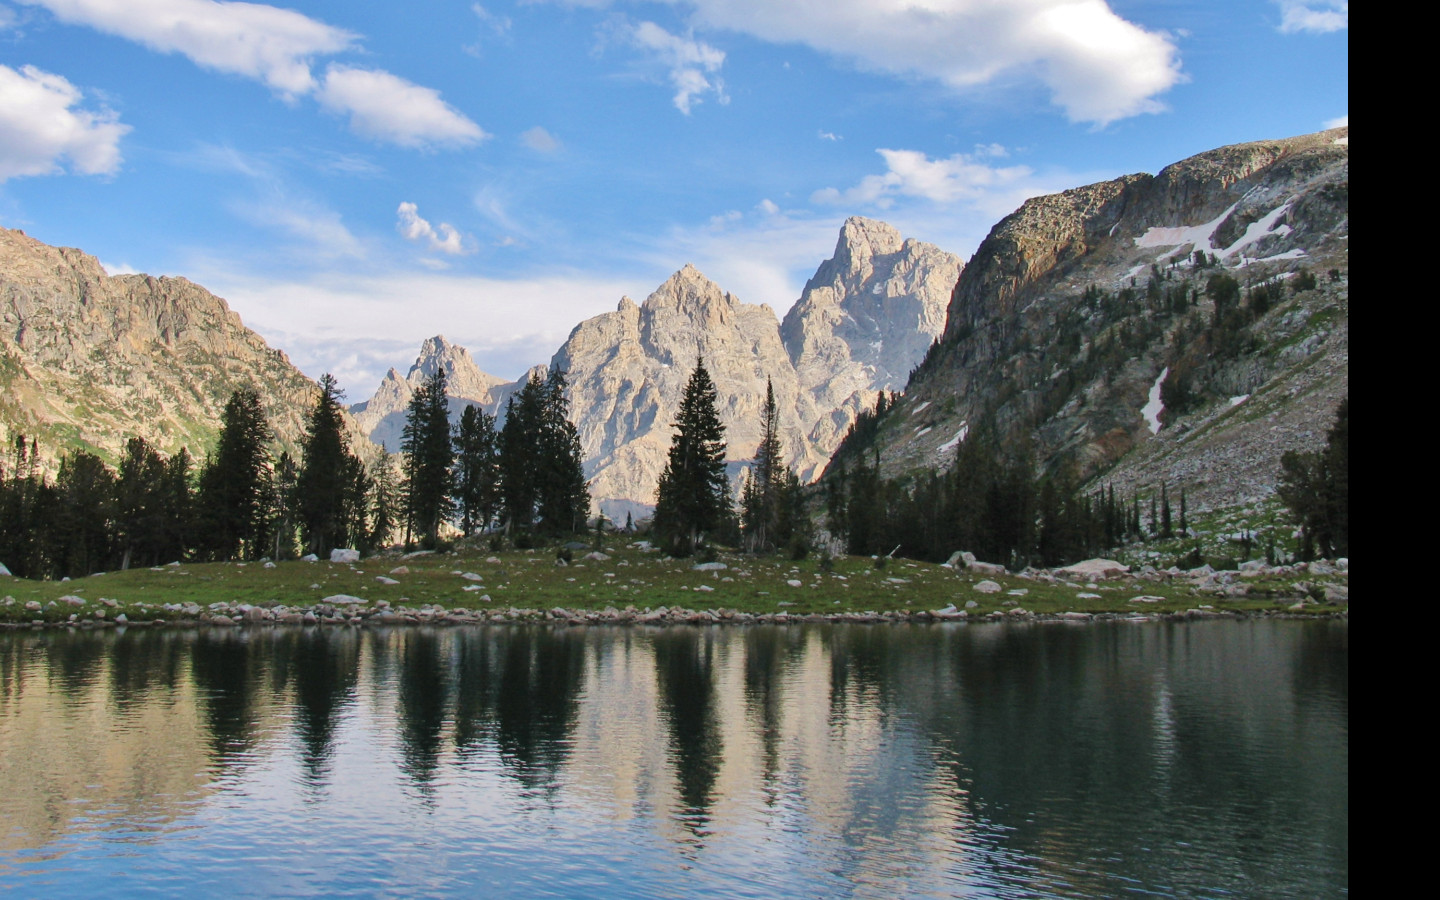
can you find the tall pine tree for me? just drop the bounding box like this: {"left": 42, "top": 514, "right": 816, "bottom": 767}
{"left": 400, "top": 368, "right": 454, "bottom": 549}
{"left": 453, "top": 405, "right": 500, "bottom": 536}
{"left": 295, "top": 373, "right": 362, "bottom": 556}
{"left": 535, "top": 369, "right": 590, "bottom": 535}
{"left": 653, "top": 358, "right": 729, "bottom": 556}
{"left": 197, "top": 387, "right": 273, "bottom": 561}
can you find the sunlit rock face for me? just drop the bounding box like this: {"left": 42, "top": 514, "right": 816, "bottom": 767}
{"left": 0, "top": 227, "right": 332, "bottom": 464}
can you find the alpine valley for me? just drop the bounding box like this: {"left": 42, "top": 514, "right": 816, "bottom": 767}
{"left": 1, "top": 128, "right": 1347, "bottom": 526}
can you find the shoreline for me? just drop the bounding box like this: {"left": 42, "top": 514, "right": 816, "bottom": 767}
{"left": 1, "top": 603, "right": 1349, "bottom": 632}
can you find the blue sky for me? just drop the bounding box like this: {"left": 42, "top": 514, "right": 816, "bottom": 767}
{"left": 0, "top": 0, "right": 1347, "bottom": 396}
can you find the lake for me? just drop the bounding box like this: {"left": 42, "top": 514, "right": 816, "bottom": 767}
{"left": 1, "top": 619, "right": 1347, "bottom": 897}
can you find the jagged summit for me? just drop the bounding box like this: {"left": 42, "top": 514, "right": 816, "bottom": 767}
{"left": 350, "top": 333, "right": 514, "bottom": 452}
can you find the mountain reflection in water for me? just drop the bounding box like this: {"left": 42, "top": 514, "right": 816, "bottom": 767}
{"left": 0, "top": 621, "right": 1347, "bottom": 898}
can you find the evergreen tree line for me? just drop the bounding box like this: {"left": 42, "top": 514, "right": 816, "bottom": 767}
{"left": 403, "top": 365, "right": 590, "bottom": 549}
{"left": 0, "top": 366, "right": 594, "bottom": 578}
{"left": 826, "top": 434, "right": 1189, "bottom": 571}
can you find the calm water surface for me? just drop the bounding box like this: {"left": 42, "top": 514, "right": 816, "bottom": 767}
{"left": 1, "top": 620, "right": 1347, "bottom": 898}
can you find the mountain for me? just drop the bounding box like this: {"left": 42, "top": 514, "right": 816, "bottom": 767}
{"left": 842, "top": 127, "right": 1349, "bottom": 512}
{"left": 349, "top": 335, "right": 535, "bottom": 452}
{"left": 0, "top": 227, "right": 328, "bottom": 466}
{"left": 353, "top": 218, "right": 962, "bottom": 518}
{"left": 782, "top": 217, "right": 961, "bottom": 455}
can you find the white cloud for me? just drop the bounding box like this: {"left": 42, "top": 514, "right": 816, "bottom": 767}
{"left": 19, "top": 0, "right": 355, "bottom": 96}
{"left": 0, "top": 63, "right": 129, "bottom": 180}
{"left": 818, "top": 131, "right": 841, "bottom": 141}
{"left": 317, "top": 66, "right": 487, "bottom": 149}
{"left": 629, "top": 20, "right": 726, "bottom": 114}
{"left": 1324, "top": 114, "right": 1348, "bottom": 129}
{"left": 396, "top": 201, "right": 470, "bottom": 255}
{"left": 1276, "top": 1, "right": 1348, "bottom": 34}
{"left": 813, "top": 147, "right": 1053, "bottom": 218}
{"left": 232, "top": 198, "right": 363, "bottom": 258}
{"left": 520, "top": 126, "right": 561, "bottom": 153}
{"left": 20, "top": 0, "right": 487, "bottom": 148}
{"left": 756, "top": 198, "right": 779, "bottom": 216}
{"left": 605, "top": 0, "right": 1180, "bottom": 125}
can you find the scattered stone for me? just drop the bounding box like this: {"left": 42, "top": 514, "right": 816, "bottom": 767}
{"left": 1076, "top": 592, "right": 1102, "bottom": 599}
{"left": 786, "top": 579, "right": 802, "bottom": 587}
{"left": 695, "top": 585, "right": 714, "bottom": 592}
{"left": 263, "top": 561, "right": 276, "bottom": 569}
{"left": 403, "top": 549, "right": 435, "bottom": 559}
{"left": 320, "top": 595, "right": 366, "bottom": 606}
{"left": 301, "top": 554, "right": 319, "bottom": 562}
{"left": 1055, "top": 559, "right": 1130, "bottom": 580}
{"left": 973, "top": 580, "right": 1001, "bottom": 594}
{"left": 486, "top": 557, "right": 502, "bottom": 564}
{"left": 376, "top": 576, "right": 400, "bottom": 585}
{"left": 1129, "top": 596, "right": 1164, "bottom": 603}
{"left": 964, "top": 599, "right": 979, "bottom": 609}
{"left": 0, "top": 562, "right": 10, "bottom": 576}
{"left": 1006, "top": 589, "right": 1028, "bottom": 596}
{"left": 114, "top": 613, "right": 128, "bottom": 624}
{"left": 968, "top": 561, "right": 1008, "bottom": 577}
{"left": 693, "top": 561, "right": 727, "bottom": 571}
{"left": 1324, "top": 584, "right": 1349, "bottom": 603}
{"left": 60, "top": 595, "right": 86, "bottom": 606}
{"left": 330, "top": 548, "right": 360, "bottom": 563}
{"left": 585, "top": 552, "right": 612, "bottom": 562}
{"left": 100, "top": 597, "right": 118, "bottom": 607}
{"left": 25, "top": 600, "right": 41, "bottom": 611}
{"left": 461, "top": 572, "right": 484, "bottom": 581}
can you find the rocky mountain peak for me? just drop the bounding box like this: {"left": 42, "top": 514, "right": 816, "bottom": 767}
{"left": 831, "top": 216, "right": 905, "bottom": 279}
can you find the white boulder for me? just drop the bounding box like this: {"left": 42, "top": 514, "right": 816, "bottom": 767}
{"left": 1055, "top": 559, "right": 1130, "bottom": 580}
{"left": 973, "top": 580, "right": 1002, "bottom": 594}
{"left": 330, "top": 548, "right": 361, "bottom": 564}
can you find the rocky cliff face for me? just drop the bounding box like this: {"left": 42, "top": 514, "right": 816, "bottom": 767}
{"left": 350, "top": 335, "right": 528, "bottom": 452}
{"left": 0, "top": 227, "right": 327, "bottom": 466}
{"left": 849, "top": 127, "right": 1349, "bottom": 512}
{"left": 782, "top": 217, "right": 961, "bottom": 456}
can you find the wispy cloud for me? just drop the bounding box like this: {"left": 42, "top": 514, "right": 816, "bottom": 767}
{"left": 813, "top": 147, "right": 1057, "bottom": 219}
{"left": 1324, "top": 114, "right": 1348, "bottom": 129}
{"left": 232, "top": 197, "right": 364, "bottom": 259}
{"left": 396, "top": 201, "right": 470, "bottom": 255}
{"left": 19, "top": 0, "right": 485, "bottom": 148}
{"left": 0, "top": 63, "right": 129, "bottom": 180}
{"left": 317, "top": 66, "right": 487, "bottom": 149}
{"left": 629, "top": 21, "right": 726, "bottom": 114}
{"left": 520, "top": 126, "right": 561, "bottom": 153}
{"left": 1276, "top": 1, "right": 1348, "bottom": 34}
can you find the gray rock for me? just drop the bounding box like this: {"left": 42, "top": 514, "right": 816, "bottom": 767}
{"left": 692, "top": 561, "right": 727, "bottom": 571}
{"left": 968, "top": 561, "right": 1008, "bottom": 577}
{"left": 973, "top": 580, "right": 1002, "bottom": 594}
{"left": 330, "top": 548, "right": 361, "bottom": 564}
{"left": 964, "top": 599, "right": 979, "bottom": 609}
{"left": 375, "top": 576, "right": 400, "bottom": 585}
{"left": 301, "top": 554, "right": 319, "bottom": 562}
{"left": 0, "top": 562, "right": 10, "bottom": 576}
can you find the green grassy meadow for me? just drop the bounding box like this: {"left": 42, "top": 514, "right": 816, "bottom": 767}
{"left": 2, "top": 543, "right": 1345, "bottom": 626}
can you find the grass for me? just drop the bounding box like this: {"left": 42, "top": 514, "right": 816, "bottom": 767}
{"left": 1, "top": 542, "right": 1345, "bottom": 626}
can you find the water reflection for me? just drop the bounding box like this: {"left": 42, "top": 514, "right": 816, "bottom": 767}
{"left": 0, "top": 620, "right": 1348, "bottom": 897}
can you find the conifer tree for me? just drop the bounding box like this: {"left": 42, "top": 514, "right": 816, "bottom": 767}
{"left": 271, "top": 451, "right": 299, "bottom": 560}
{"left": 453, "top": 405, "right": 500, "bottom": 536}
{"left": 535, "top": 369, "right": 590, "bottom": 535}
{"left": 115, "top": 437, "right": 167, "bottom": 570}
{"left": 197, "top": 387, "right": 273, "bottom": 561}
{"left": 498, "top": 373, "right": 544, "bottom": 535}
{"left": 741, "top": 378, "right": 785, "bottom": 552}
{"left": 367, "top": 452, "right": 400, "bottom": 550}
{"left": 296, "top": 373, "right": 360, "bottom": 556}
{"left": 400, "top": 368, "right": 455, "bottom": 549}
{"left": 1160, "top": 482, "right": 1173, "bottom": 540}
{"left": 653, "top": 358, "right": 729, "bottom": 556}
